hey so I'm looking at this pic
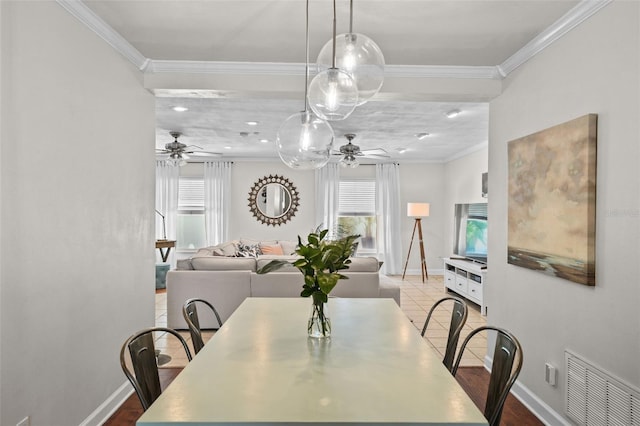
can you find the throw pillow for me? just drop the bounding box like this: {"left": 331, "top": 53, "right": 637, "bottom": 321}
{"left": 260, "top": 244, "right": 284, "bottom": 255}
{"left": 219, "top": 241, "right": 238, "bottom": 257}
{"left": 236, "top": 243, "right": 262, "bottom": 258}
{"left": 279, "top": 240, "right": 297, "bottom": 255}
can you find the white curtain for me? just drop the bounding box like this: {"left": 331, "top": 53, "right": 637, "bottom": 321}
{"left": 376, "top": 163, "right": 403, "bottom": 275}
{"left": 315, "top": 163, "right": 340, "bottom": 236}
{"left": 155, "top": 161, "right": 179, "bottom": 265}
{"left": 204, "top": 161, "right": 232, "bottom": 246}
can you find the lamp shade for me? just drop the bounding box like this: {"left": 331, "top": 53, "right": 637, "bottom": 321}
{"left": 407, "top": 202, "right": 430, "bottom": 217}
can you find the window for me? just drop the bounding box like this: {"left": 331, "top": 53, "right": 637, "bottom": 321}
{"left": 177, "top": 178, "right": 206, "bottom": 250}
{"left": 338, "top": 179, "right": 376, "bottom": 253}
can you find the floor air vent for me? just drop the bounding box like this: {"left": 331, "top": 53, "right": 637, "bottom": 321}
{"left": 566, "top": 350, "right": 640, "bottom": 425}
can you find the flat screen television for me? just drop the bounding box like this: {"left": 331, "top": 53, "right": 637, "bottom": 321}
{"left": 453, "top": 203, "right": 488, "bottom": 264}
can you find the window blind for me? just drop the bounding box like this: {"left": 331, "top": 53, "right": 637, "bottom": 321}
{"left": 468, "top": 202, "right": 487, "bottom": 219}
{"left": 338, "top": 180, "right": 376, "bottom": 215}
{"left": 178, "top": 178, "right": 204, "bottom": 210}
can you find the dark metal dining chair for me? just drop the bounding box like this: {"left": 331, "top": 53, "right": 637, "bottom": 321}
{"left": 182, "top": 298, "right": 223, "bottom": 354}
{"left": 120, "top": 327, "right": 192, "bottom": 411}
{"left": 421, "top": 296, "right": 468, "bottom": 372}
{"left": 451, "top": 326, "right": 523, "bottom": 426}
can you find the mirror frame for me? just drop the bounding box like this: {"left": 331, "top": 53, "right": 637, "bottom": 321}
{"left": 248, "top": 175, "right": 299, "bottom": 226}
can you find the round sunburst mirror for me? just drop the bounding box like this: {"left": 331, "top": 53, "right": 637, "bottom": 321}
{"left": 248, "top": 175, "right": 299, "bottom": 226}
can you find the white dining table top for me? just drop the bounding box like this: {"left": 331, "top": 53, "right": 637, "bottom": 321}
{"left": 137, "top": 297, "right": 488, "bottom": 425}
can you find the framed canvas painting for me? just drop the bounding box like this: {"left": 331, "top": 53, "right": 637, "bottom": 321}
{"left": 508, "top": 114, "right": 597, "bottom": 286}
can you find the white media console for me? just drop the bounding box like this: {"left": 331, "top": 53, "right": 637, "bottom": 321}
{"left": 443, "top": 257, "right": 487, "bottom": 316}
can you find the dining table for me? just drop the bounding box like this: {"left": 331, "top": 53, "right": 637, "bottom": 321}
{"left": 137, "top": 297, "right": 488, "bottom": 425}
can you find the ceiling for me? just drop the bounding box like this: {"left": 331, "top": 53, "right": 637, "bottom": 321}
{"left": 79, "top": 0, "right": 582, "bottom": 163}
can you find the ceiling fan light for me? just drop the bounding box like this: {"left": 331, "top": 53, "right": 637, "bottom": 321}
{"left": 308, "top": 68, "right": 358, "bottom": 121}
{"left": 276, "top": 110, "right": 334, "bottom": 170}
{"left": 317, "top": 33, "right": 385, "bottom": 106}
{"left": 340, "top": 154, "right": 359, "bottom": 168}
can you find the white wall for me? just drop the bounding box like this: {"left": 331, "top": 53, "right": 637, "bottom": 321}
{"left": 397, "top": 163, "right": 446, "bottom": 275}
{"left": 443, "top": 147, "right": 489, "bottom": 257}
{"left": 230, "top": 161, "right": 317, "bottom": 241}
{"left": 488, "top": 1, "right": 639, "bottom": 420}
{"left": 0, "top": 2, "right": 155, "bottom": 425}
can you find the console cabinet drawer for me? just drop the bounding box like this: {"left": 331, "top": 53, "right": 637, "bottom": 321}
{"left": 444, "top": 271, "right": 456, "bottom": 289}
{"left": 455, "top": 275, "right": 468, "bottom": 293}
{"left": 467, "top": 280, "right": 482, "bottom": 303}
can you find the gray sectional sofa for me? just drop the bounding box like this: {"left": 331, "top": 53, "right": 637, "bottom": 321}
{"left": 166, "top": 239, "right": 400, "bottom": 329}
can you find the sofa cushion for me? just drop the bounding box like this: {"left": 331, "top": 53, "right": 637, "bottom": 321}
{"left": 191, "top": 256, "right": 257, "bottom": 271}
{"left": 256, "top": 255, "right": 300, "bottom": 272}
{"left": 278, "top": 240, "right": 298, "bottom": 255}
{"left": 176, "top": 258, "right": 194, "bottom": 270}
{"left": 260, "top": 244, "right": 284, "bottom": 255}
{"left": 345, "top": 257, "right": 380, "bottom": 272}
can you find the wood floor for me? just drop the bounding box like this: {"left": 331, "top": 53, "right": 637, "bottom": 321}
{"left": 105, "top": 366, "right": 542, "bottom": 425}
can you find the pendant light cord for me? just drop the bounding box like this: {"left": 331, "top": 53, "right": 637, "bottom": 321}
{"left": 349, "top": 0, "right": 353, "bottom": 33}
{"left": 303, "top": 0, "right": 310, "bottom": 112}
{"left": 332, "top": 0, "right": 337, "bottom": 68}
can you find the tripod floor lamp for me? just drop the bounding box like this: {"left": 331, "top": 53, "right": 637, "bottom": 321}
{"left": 402, "top": 203, "right": 430, "bottom": 282}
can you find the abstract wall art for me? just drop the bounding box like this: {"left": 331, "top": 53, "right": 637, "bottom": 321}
{"left": 508, "top": 114, "right": 597, "bottom": 286}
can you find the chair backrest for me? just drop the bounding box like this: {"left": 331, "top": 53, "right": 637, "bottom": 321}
{"left": 182, "top": 298, "right": 223, "bottom": 354}
{"left": 421, "top": 296, "right": 468, "bottom": 371}
{"left": 120, "top": 327, "right": 192, "bottom": 411}
{"left": 451, "top": 326, "right": 523, "bottom": 426}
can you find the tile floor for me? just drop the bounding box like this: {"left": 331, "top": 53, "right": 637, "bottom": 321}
{"left": 154, "top": 274, "right": 487, "bottom": 368}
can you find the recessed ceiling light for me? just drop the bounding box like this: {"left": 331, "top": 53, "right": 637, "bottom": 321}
{"left": 259, "top": 139, "right": 269, "bottom": 143}
{"left": 172, "top": 106, "right": 188, "bottom": 112}
{"left": 397, "top": 148, "right": 407, "bottom": 154}
{"left": 415, "top": 132, "right": 430, "bottom": 140}
{"left": 246, "top": 121, "right": 259, "bottom": 126}
{"left": 224, "top": 146, "right": 232, "bottom": 150}
{"left": 445, "top": 109, "right": 461, "bottom": 118}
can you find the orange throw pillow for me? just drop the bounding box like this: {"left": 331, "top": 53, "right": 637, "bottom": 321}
{"left": 261, "top": 244, "right": 284, "bottom": 255}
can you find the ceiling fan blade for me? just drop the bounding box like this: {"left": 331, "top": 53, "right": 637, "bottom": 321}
{"left": 361, "top": 148, "right": 388, "bottom": 155}
{"left": 189, "top": 151, "right": 222, "bottom": 157}
{"left": 184, "top": 144, "right": 203, "bottom": 150}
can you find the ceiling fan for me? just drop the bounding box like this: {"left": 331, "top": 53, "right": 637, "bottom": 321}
{"left": 156, "top": 131, "right": 221, "bottom": 166}
{"left": 333, "top": 133, "right": 388, "bottom": 168}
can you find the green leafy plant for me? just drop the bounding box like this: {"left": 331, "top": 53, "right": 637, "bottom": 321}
{"left": 257, "top": 228, "right": 360, "bottom": 337}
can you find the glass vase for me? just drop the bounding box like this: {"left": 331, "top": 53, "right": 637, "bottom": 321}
{"left": 308, "top": 300, "right": 331, "bottom": 338}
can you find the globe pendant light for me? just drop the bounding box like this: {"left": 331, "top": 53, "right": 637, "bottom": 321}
{"left": 276, "top": 0, "right": 334, "bottom": 170}
{"left": 316, "top": 0, "right": 385, "bottom": 105}
{"left": 308, "top": 0, "right": 358, "bottom": 121}
{"left": 277, "top": 110, "right": 334, "bottom": 169}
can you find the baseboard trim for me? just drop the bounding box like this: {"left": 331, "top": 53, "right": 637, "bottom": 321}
{"left": 404, "top": 268, "right": 444, "bottom": 276}
{"left": 483, "top": 356, "right": 570, "bottom": 426}
{"left": 80, "top": 381, "right": 133, "bottom": 426}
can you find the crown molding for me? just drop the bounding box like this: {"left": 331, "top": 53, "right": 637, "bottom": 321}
{"left": 147, "top": 60, "right": 501, "bottom": 80}
{"left": 384, "top": 65, "right": 501, "bottom": 80}
{"left": 56, "top": 0, "right": 148, "bottom": 70}
{"left": 497, "top": 0, "right": 612, "bottom": 77}
{"left": 146, "top": 60, "right": 309, "bottom": 75}
{"left": 59, "top": 0, "right": 610, "bottom": 80}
